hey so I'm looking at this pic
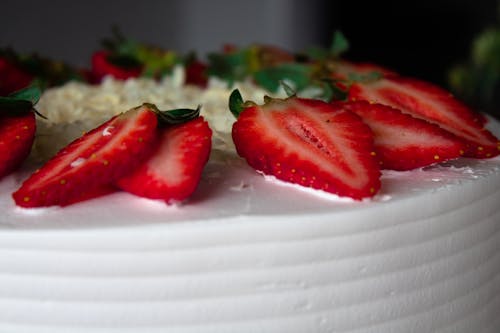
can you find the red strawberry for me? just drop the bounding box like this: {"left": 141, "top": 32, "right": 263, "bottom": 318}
{"left": 337, "top": 101, "right": 465, "bottom": 170}
{"left": 348, "top": 76, "right": 500, "bottom": 158}
{"left": 0, "top": 111, "right": 36, "bottom": 179}
{"left": 0, "top": 86, "right": 41, "bottom": 179}
{"left": 0, "top": 57, "right": 33, "bottom": 96}
{"left": 90, "top": 51, "right": 142, "bottom": 83}
{"left": 331, "top": 60, "right": 397, "bottom": 80}
{"left": 13, "top": 104, "right": 159, "bottom": 207}
{"left": 230, "top": 90, "right": 381, "bottom": 200}
{"left": 116, "top": 116, "right": 212, "bottom": 203}
{"left": 185, "top": 59, "right": 208, "bottom": 87}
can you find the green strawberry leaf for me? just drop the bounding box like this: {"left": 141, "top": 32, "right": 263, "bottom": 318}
{"left": 253, "top": 63, "right": 311, "bottom": 93}
{"left": 318, "top": 78, "right": 349, "bottom": 102}
{"left": 347, "top": 71, "right": 383, "bottom": 83}
{"left": 107, "top": 54, "right": 142, "bottom": 69}
{"left": 330, "top": 30, "right": 349, "bottom": 57}
{"left": 146, "top": 103, "right": 201, "bottom": 126}
{"left": 0, "top": 85, "right": 41, "bottom": 113}
{"left": 206, "top": 49, "right": 250, "bottom": 85}
{"left": 303, "top": 46, "right": 330, "bottom": 61}
{"left": 229, "top": 89, "right": 245, "bottom": 118}
{"left": 229, "top": 89, "right": 259, "bottom": 118}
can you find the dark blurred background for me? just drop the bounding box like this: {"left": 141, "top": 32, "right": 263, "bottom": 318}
{"left": 1, "top": 0, "right": 498, "bottom": 112}
{"left": 327, "top": 0, "right": 498, "bottom": 86}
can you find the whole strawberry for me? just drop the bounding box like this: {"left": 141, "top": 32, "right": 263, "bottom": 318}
{"left": 90, "top": 28, "right": 181, "bottom": 83}
{"left": 0, "top": 86, "right": 40, "bottom": 179}
{"left": 1, "top": 48, "right": 83, "bottom": 91}
{"left": 185, "top": 58, "right": 208, "bottom": 87}
{"left": 230, "top": 90, "right": 381, "bottom": 200}
{"left": 90, "top": 50, "right": 143, "bottom": 82}
{"left": 0, "top": 56, "right": 34, "bottom": 96}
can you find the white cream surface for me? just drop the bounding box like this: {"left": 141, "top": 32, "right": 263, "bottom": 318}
{"left": 0, "top": 74, "right": 499, "bottom": 333}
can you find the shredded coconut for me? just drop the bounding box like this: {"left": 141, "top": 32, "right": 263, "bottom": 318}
{"left": 33, "top": 66, "right": 285, "bottom": 161}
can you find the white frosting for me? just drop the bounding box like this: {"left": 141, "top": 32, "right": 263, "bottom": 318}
{"left": 0, "top": 76, "right": 499, "bottom": 332}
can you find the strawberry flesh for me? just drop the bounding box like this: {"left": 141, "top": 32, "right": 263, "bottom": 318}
{"left": 116, "top": 117, "right": 212, "bottom": 203}
{"left": 349, "top": 76, "right": 500, "bottom": 158}
{"left": 13, "top": 104, "right": 158, "bottom": 207}
{"left": 232, "top": 97, "right": 381, "bottom": 200}
{"left": 338, "top": 101, "right": 465, "bottom": 170}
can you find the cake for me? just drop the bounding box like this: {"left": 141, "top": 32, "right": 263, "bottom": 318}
{"left": 1, "top": 38, "right": 500, "bottom": 332}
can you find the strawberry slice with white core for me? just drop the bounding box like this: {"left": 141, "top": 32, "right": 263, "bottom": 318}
{"left": 338, "top": 101, "right": 466, "bottom": 170}
{"left": 13, "top": 104, "right": 158, "bottom": 207}
{"left": 116, "top": 117, "right": 212, "bottom": 203}
{"left": 348, "top": 76, "right": 500, "bottom": 158}
{"left": 230, "top": 90, "right": 381, "bottom": 200}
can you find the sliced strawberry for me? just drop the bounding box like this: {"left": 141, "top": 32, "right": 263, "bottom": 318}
{"left": 230, "top": 90, "right": 381, "bottom": 200}
{"left": 337, "top": 101, "right": 465, "bottom": 170}
{"left": 90, "top": 51, "right": 142, "bottom": 83}
{"left": 62, "top": 184, "right": 118, "bottom": 206}
{"left": 348, "top": 76, "right": 500, "bottom": 158}
{"left": 0, "top": 112, "right": 36, "bottom": 179}
{"left": 13, "top": 104, "right": 158, "bottom": 207}
{"left": 116, "top": 117, "right": 212, "bottom": 203}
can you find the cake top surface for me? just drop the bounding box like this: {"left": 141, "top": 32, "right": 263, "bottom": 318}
{"left": 1, "top": 104, "right": 499, "bottom": 231}
{"left": 2, "top": 37, "right": 500, "bottom": 232}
